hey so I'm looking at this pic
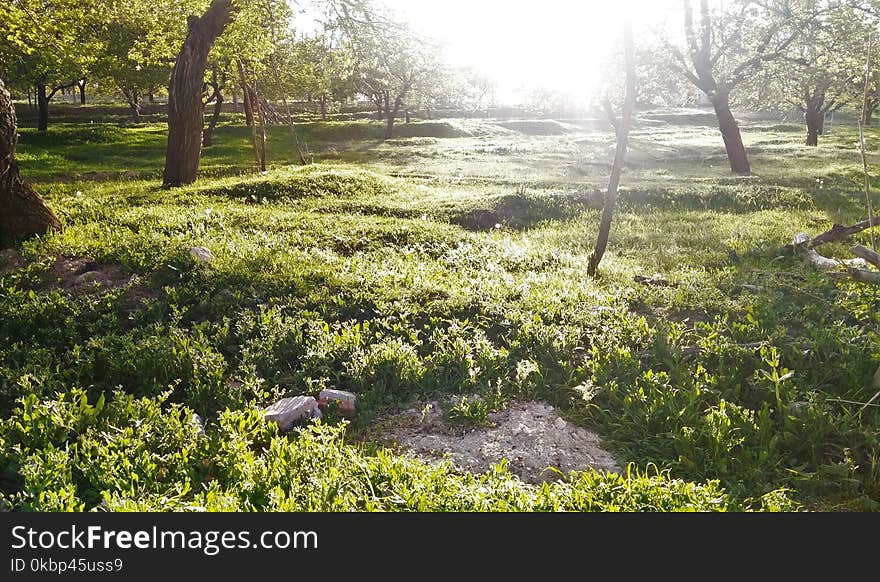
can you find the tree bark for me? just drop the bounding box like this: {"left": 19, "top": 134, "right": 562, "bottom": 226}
{"left": 162, "top": 0, "right": 237, "bottom": 188}
{"left": 320, "top": 93, "right": 327, "bottom": 121}
{"left": 36, "top": 83, "right": 49, "bottom": 132}
{"left": 237, "top": 59, "right": 265, "bottom": 172}
{"left": 0, "top": 79, "right": 61, "bottom": 242}
{"left": 77, "top": 79, "right": 86, "bottom": 105}
{"left": 587, "top": 22, "right": 636, "bottom": 277}
{"left": 710, "top": 91, "right": 750, "bottom": 175}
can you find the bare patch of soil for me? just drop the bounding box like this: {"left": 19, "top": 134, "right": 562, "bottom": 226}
{"left": 0, "top": 249, "right": 25, "bottom": 275}
{"left": 372, "top": 400, "right": 619, "bottom": 483}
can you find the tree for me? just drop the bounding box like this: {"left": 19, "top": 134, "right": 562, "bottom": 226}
{"left": 0, "top": 1, "right": 103, "bottom": 131}
{"left": 344, "top": 11, "right": 441, "bottom": 139}
{"left": 0, "top": 78, "right": 61, "bottom": 242}
{"left": 588, "top": 23, "right": 636, "bottom": 277}
{"left": 748, "top": 1, "right": 872, "bottom": 145}
{"left": 669, "top": 0, "right": 799, "bottom": 174}
{"left": 163, "top": 0, "right": 239, "bottom": 188}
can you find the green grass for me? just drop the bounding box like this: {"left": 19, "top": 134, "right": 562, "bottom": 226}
{"left": 2, "top": 106, "right": 880, "bottom": 511}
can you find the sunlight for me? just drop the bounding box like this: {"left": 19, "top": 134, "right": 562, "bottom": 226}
{"left": 381, "top": 0, "right": 677, "bottom": 104}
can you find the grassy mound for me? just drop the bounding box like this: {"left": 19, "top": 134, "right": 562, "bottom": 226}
{"left": 197, "top": 166, "right": 396, "bottom": 201}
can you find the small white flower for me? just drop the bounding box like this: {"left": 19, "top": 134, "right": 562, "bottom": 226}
{"left": 494, "top": 223, "right": 502, "bottom": 229}
{"left": 75, "top": 191, "right": 83, "bottom": 197}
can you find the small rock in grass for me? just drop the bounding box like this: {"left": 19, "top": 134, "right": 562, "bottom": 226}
{"left": 318, "top": 389, "right": 357, "bottom": 417}
{"left": 192, "top": 413, "right": 205, "bottom": 436}
{"left": 264, "top": 396, "right": 321, "bottom": 433}
{"left": 792, "top": 233, "right": 811, "bottom": 246}
{"left": 189, "top": 246, "right": 215, "bottom": 264}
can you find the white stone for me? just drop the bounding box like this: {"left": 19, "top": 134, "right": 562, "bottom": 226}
{"left": 553, "top": 417, "right": 567, "bottom": 430}
{"left": 263, "top": 396, "right": 320, "bottom": 433}
{"left": 319, "top": 389, "right": 357, "bottom": 410}
{"left": 792, "top": 233, "right": 811, "bottom": 246}
{"left": 189, "top": 246, "right": 215, "bottom": 264}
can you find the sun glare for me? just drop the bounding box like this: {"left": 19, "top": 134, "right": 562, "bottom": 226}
{"left": 378, "top": 0, "right": 676, "bottom": 105}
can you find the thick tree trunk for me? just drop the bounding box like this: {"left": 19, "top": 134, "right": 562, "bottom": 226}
{"left": 36, "top": 83, "right": 49, "bottom": 132}
{"left": 320, "top": 93, "right": 327, "bottom": 121}
{"left": 0, "top": 79, "right": 61, "bottom": 242}
{"left": 587, "top": 22, "right": 635, "bottom": 277}
{"left": 162, "top": 0, "right": 237, "bottom": 188}
{"left": 77, "top": 79, "right": 86, "bottom": 105}
{"left": 709, "top": 92, "right": 750, "bottom": 175}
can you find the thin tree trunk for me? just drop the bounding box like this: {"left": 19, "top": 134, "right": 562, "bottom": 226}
{"left": 36, "top": 83, "right": 49, "bottom": 132}
{"left": 320, "top": 93, "right": 327, "bottom": 121}
{"left": 405, "top": 109, "right": 411, "bottom": 123}
{"left": 232, "top": 87, "right": 239, "bottom": 112}
{"left": 710, "top": 91, "right": 750, "bottom": 175}
{"left": 237, "top": 59, "right": 263, "bottom": 171}
{"left": 77, "top": 79, "right": 86, "bottom": 105}
{"left": 0, "top": 79, "right": 61, "bottom": 242}
{"left": 254, "top": 90, "right": 267, "bottom": 172}
{"left": 587, "top": 22, "right": 636, "bottom": 277}
{"left": 162, "top": 0, "right": 237, "bottom": 187}
{"left": 203, "top": 89, "right": 223, "bottom": 147}
{"left": 243, "top": 85, "right": 254, "bottom": 127}
{"left": 281, "top": 96, "right": 308, "bottom": 165}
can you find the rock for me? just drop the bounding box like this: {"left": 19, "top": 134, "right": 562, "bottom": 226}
{"left": 192, "top": 413, "right": 205, "bottom": 436}
{"left": 318, "top": 389, "right": 357, "bottom": 417}
{"left": 553, "top": 417, "right": 567, "bottom": 430}
{"left": 263, "top": 396, "right": 321, "bottom": 433}
{"left": 189, "top": 246, "right": 215, "bottom": 264}
{"left": 792, "top": 233, "right": 811, "bottom": 246}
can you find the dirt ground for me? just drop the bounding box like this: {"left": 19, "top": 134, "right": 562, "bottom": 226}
{"left": 372, "top": 399, "right": 620, "bottom": 483}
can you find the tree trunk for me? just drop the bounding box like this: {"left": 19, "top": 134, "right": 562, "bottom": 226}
{"left": 237, "top": 59, "right": 264, "bottom": 171}
{"left": 405, "top": 109, "right": 411, "bottom": 123}
{"left": 243, "top": 85, "right": 254, "bottom": 127}
{"left": 128, "top": 92, "right": 141, "bottom": 120}
{"left": 232, "top": 88, "right": 239, "bottom": 112}
{"left": 162, "top": 0, "right": 237, "bottom": 188}
{"left": 0, "top": 79, "right": 61, "bottom": 242}
{"left": 709, "top": 91, "right": 750, "bottom": 175}
{"left": 587, "top": 22, "right": 636, "bottom": 277}
{"left": 203, "top": 90, "right": 223, "bottom": 147}
{"left": 77, "top": 79, "right": 86, "bottom": 105}
{"left": 36, "top": 83, "right": 49, "bottom": 132}
{"left": 805, "top": 106, "right": 821, "bottom": 147}
{"left": 254, "top": 92, "right": 267, "bottom": 172}
{"left": 320, "top": 93, "right": 327, "bottom": 121}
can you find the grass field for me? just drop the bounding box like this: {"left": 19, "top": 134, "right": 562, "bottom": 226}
{"left": 2, "top": 104, "right": 879, "bottom": 511}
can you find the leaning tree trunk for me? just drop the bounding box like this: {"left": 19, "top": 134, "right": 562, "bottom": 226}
{"left": 709, "top": 91, "right": 750, "bottom": 175}
{"left": 162, "top": 0, "right": 237, "bottom": 188}
{"left": 587, "top": 22, "right": 636, "bottom": 277}
{"left": 805, "top": 106, "right": 821, "bottom": 147}
{"left": 0, "top": 79, "right": 61, "bottom": 242}
{"left": 36, "top": 83, "right": 49, "bottom": 132}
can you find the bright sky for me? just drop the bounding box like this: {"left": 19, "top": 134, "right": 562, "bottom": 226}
{"left": 379, "top": 0, "right": 680, "bottom": 105}
{"left": 296, "top": 0, "right": 681, "bottom": 105}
